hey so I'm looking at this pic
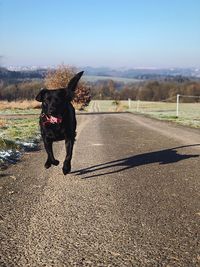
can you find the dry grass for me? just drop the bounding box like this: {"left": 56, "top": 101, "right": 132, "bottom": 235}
{"left": 0, "top": 100, "right": 41, "bottom": 110}
{"left": 0, "top": 119, "right": 6, "bottom": 127}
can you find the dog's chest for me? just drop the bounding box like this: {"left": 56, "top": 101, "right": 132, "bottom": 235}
{"left": 41, "top": 123, "right": 67, "bottom": 141}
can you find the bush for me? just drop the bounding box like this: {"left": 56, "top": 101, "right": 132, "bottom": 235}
{"left": 45, "top": 65, "right": 91, "bottom": 110}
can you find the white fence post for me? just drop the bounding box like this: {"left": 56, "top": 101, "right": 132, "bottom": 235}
{"left": 128, "top": 98, "right": 131, "bottom": 109}
{"left": 176, "top": 94, "right": 180, "bottom": 117}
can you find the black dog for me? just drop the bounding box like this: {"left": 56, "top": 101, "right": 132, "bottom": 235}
{"left": 35, "top": 71, "right": 84, "bottom": 175}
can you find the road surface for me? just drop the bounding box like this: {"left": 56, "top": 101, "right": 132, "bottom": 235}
{"left": 0, "top": 113, "right": 200, "bottom": 266}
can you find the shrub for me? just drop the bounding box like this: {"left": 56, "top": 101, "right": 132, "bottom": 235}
{"left": 45, "top": 65, "right": 91, "bottom": 109}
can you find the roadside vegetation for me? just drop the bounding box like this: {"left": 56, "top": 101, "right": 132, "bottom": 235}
{"left": 0, "top": 117, "right": 40, "bottom": 167}
{"left": 1, "top": 117, "right": 39, "bottom": 141}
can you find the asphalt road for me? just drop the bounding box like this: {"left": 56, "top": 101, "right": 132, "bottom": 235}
{"left": 0, "top": 113, "right": 200, "bottom": 267}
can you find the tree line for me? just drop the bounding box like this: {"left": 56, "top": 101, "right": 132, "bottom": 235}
{"left": 1, "top": 67, "right": 200, "bottom": 103}
{"left": 0, "top": 81, "right": 43, "bottom": 101}
{"left": 90, "top": 79, "right": 200, "bottom": 102}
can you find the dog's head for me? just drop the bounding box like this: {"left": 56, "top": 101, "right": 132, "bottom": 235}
{"left": 35, "top": 71, "right": 84, "bottom": 116}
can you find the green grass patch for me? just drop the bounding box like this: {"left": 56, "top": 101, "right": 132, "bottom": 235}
{"left": 0, "top": 117, "right": 40, "bottom": 150}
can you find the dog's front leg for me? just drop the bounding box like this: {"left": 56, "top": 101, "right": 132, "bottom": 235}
{"left": 43, "top": 139, "right": 59, "bottom": 169}
{"left": 63, "top": 139, "right": 73, "bottom": 175}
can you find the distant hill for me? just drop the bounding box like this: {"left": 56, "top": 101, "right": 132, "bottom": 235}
{"left": 1, "top": 66, "right": 200, "bottom": 84}
{"left": 83, "top": 66, "right": 200, "bottom": 80}
{"left": 0, "top": 67, "right": 45, "bottom": 80}
{"left": 0, "top": 67, "right": 11, "bottom": 78}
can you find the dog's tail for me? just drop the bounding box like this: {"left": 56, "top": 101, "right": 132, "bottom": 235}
{"left": 68, "top": 71, "right": 84, "bottom": 91}
{"left": 66, "top": 71, "right": 84, "bottom": 101}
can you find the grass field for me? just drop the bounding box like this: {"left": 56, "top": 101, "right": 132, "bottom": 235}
{"left": 0, "top": 117, "right": 40, "bottom": 165}
{"left": 0, "top": 118, "right": 39, "bottom": 141}
{"left": 90, "top": 100, "right": 200, "bottom": 128}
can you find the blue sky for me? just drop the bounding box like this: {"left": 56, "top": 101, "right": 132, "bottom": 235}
{"left": 1, "top": 0, "right": 200, "bottom": 68}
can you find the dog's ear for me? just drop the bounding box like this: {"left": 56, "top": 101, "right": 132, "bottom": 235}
{"left": 35, "top": 88, "right": 48, "bottom": 102}
{"left": 67, "top": 71, "right": 84, "bottom": 91}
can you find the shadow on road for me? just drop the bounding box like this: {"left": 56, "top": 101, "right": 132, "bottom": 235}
{"left": 72, "top": 144, "right": 200, "bottom": 179}
{"left": 0, "top": 173, "right": 9, "bottom": 178}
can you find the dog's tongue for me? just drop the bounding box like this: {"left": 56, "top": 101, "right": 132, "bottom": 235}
{"left": 49, "top": 116, "right": 62, "bottom": 124}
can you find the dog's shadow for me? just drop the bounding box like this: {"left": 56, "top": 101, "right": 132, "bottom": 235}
{"left": 72, "top": 144, "right": 200, "bottom": 179}
{"left": 0, "top": 173, "right": 9, "bottom": 178}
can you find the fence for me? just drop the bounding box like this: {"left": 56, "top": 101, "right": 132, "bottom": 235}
{"left": 126, "top": 94, "right": 200, "bottom": 127}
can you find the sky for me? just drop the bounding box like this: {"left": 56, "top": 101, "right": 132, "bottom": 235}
{"left": 1, "top": 0, "right": 200, "bottom": 68}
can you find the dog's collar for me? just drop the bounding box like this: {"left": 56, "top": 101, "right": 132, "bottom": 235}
{"left": 41, "top": 113, "right": 62, "bottom": 126}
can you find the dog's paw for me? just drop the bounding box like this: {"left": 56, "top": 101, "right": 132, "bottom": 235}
{"left": 62, "top": 163, "right": 71, "bottom": 175}
{"left": 45, "top": 161, "right": 51, "bottom": 169}
{"left": 52, "top": 159, "right": 59, "bottom": 166}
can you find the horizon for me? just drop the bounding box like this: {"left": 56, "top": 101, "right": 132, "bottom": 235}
{"left": 3, "top": 64, "right": 200, "bottom": 71}
{"left": 1, "top": 0, "right": 200, "bottom": 68}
